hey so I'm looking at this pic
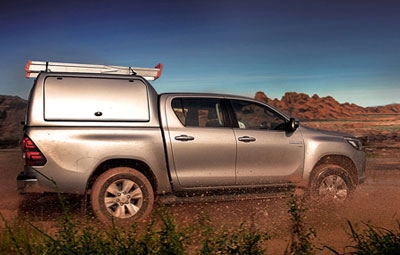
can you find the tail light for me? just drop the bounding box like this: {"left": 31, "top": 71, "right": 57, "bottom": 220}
{"left": 22, "top": 136, "right": 47, "bottom": 166}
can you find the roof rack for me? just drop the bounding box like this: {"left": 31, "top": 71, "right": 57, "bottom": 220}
{"left": 25, "top": 60, "right": 163, "bottom": 80}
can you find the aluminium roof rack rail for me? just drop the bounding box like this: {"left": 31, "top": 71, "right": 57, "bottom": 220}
{"left": 25, "top": 60, "right": 163, "bottom": 80}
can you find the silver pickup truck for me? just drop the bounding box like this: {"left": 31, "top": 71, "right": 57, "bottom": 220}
{"left": 18, "top": 61, "right": 366, "bottom": 224}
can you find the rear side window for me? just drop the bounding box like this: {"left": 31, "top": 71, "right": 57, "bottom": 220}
{"left": 171, "top": 98, "right": 225, "bottom": 127}
{"left": 44, "top": 77, "right": 149, "bottom": 121}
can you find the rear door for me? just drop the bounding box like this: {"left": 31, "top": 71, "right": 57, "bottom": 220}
{"left": 163, "top": 96, "right": 236, "bottom": 188}
{"left": 229, "top": 99, "right": 305, "bottom": 185}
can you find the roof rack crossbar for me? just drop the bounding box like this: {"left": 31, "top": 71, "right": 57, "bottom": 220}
{"left": 25, "top": 60, "right": 163, "bottom": 80}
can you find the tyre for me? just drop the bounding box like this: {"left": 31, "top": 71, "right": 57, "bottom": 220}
{"left": 91, "top": 167, "right": 154, "bottom": 224}
{"left": 310, "top": 164, "right": 353, "bottom": 202}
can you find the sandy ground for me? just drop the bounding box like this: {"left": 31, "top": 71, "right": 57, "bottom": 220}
{"left": 0, "top": 116, "right": 399, "bottom": 254}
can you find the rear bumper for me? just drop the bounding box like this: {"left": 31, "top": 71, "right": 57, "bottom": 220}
{"left": 17, "top": 171, "right": 52, "bottom": 193}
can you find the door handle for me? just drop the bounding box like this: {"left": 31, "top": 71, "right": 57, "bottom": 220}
{"left": 238, "top": 136, "right": 256, "bottom": 143}
{"left": 175, "top": 135, "right": 195, "bottom": 141}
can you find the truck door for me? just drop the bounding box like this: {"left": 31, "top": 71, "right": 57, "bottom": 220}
{"left": 230, "top": 99, "right": 305, "bottom": 185}
{"left": 163, "top": 97, "right": 236, "bottom": 188}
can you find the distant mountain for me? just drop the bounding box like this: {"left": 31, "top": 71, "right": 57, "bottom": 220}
{"left": 0, "top": 92, "right": 399, "bottom": 148}
{"left": 255, "top": 91, "right": 400, "bottom": 120}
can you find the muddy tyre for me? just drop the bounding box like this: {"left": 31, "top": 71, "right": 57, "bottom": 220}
{"left": 91, "top": 167, "right": 154, "bottom": 224}
{"left": 310, "top": 164, "right": 353, "bottom": 202}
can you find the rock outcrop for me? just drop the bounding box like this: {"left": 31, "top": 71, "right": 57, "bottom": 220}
{"left": 255, "top": 91, "right": 399, "bottom": 120}
{"left": 0, "top": 95, "right": 27, "bottom": 147}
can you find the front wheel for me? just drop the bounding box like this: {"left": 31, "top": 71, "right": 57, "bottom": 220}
{"left": 310, "top": 164, "right": 353, "bottom": 202}
{"left": 91, "top": 167, "right": 154, "bottom": 225}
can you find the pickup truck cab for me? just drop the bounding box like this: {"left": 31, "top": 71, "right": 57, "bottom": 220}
{"left": 18, "top": 61, "right": 366, "bottom": 224}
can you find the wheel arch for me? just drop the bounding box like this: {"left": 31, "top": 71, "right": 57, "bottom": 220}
{"left": 310, "top": 155, "right": 359, "bottom": 188}
{"left": 86, "top": 159, "right": 158, "bottom": 195}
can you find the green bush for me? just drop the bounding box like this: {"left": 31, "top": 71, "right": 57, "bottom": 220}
{"left": 1, "top": 202, "right": 267, "bottom": 255}
{"left": 344, "top": 221, "right": 400, "bottom": 255}
{"left": 284, "top": 192, "right": 316, "bottom": 255}
{"left": 200, "top": 222, "right": 268, "bottom": 255}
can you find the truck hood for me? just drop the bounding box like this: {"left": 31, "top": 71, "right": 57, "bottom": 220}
{"left": 300, "top": 125, "right": 355, "bottom": 139}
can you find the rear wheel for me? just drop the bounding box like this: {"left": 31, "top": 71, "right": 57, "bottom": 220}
{"left": 91, "top": 167, "right": 154, "bottom": 225}
{"left": 310, "top": 164, "right": 353, "bottom": 202}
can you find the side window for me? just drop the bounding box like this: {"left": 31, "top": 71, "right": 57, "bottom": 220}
{"left": 231, "top": 100, "right": 286, "bottom": 130}
{"left": 171, "top": 98, "right": 225, "bottom": 127}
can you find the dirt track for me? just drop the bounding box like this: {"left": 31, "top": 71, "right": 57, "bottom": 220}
{"left": 1, "top": 118, "right": 399, "bottom": 254}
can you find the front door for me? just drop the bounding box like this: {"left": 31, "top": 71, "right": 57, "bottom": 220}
{"left": 230, "top": 99, "right": 305, "bottom": 185}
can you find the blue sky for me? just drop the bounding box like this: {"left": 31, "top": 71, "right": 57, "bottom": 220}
{"left": 1, "top": 0, "right": 399, "bottom": 107}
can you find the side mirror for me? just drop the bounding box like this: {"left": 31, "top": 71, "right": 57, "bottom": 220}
{"left": 287, "top": 118, "right": 299, "bottom": 131}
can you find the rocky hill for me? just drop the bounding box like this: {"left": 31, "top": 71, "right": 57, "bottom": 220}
{"left": 0, "top": 92, "right": 399, "bottom": 148}
{"left": 255, "top": 91, "right": 400, "bottom": 120}
{"left": 0, "top": 95, "right": 27, "bottom": 148}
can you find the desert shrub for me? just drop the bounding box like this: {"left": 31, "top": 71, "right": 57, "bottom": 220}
{"left": 37, "top": 205, "right": 192, "bottom": 255}
{"left": 1, "top": 203, "right": 269, "bottom": 255}
{"left": 200, "top": 221, "right": 269, "bottom": 255}
{"left": 0, "top": 214, "right": 49, "bottom": 255}
{"left": 142, "top": 206, "right": 192, "bottom": 255}
{"left": 343, "top": 221, "right": 400, "bottom": 255}
{"left": 284, "top": 191, "right": 316, "bottom": 255}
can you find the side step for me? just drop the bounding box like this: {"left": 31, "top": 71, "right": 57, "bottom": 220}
{"left": 157, "top": 187, "right": 295, "bottom": 205}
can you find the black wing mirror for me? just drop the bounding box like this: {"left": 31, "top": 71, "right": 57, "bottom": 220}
{"left": 287, "top": 118, "right": 299, "bottom": 132}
